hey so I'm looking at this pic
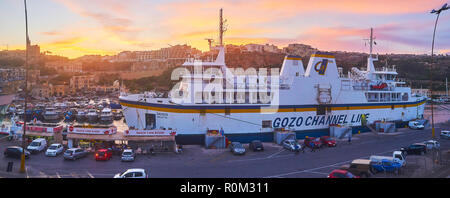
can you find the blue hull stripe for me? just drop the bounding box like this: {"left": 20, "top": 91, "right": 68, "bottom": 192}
{"left": 175, "top": 121, "right": 410, "bottom": 145}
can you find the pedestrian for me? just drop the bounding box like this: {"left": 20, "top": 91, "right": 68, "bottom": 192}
{"left": 348, "top": 134, "right": 352, "bottom": 144}
{"left": 295, "top": 144, "right": 300, "bottom": 155}
{"left": 310, "top": 142, "right": 315, "bottom": 152}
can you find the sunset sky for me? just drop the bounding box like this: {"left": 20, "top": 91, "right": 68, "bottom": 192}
{"left": 1, "top": 0, "right": 450, "bottom": 58}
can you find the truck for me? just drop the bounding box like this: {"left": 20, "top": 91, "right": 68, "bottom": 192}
{"left": 408, "top": 121, "right": 424, "bottom": 130}
{"left": 339, "top": 159, "right": 373, "bottom": 178}
{"left": 369, "top": 151, "right": 406, "bottom": 167}
{"left": 370, "top": 159, "right": 402, "bottom": 175}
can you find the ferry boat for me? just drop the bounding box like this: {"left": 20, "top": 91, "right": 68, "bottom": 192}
{"left": 119, "top": 11, "right": 426, "bottom": 145}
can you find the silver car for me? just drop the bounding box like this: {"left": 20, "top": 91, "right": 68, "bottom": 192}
{"left": 423, "top": 140, "right": 440, "bottom": 150}
{"left": 121, "top": 149, "right": 136, "bottom": 162}
{"left": 230, "top": 142, "right": 246, "bottom": 155}
{"left": 282, "top": 139, "right": 302, "bottom": 151}
{"left": 63, "top": 148, "right": 88, "bottom": 160}
{"left": 441, "top": 130, "right": 450, "bottom": 139}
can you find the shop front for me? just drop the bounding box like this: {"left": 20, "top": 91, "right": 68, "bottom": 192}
{"left": 66, "top": 125, "right": 123, "bottom": 152}
{"left": 124, "top": 129, "right": 177, "bottom": 153}
{"left": 15, "top": 123, "right": 63, "bottom": 145}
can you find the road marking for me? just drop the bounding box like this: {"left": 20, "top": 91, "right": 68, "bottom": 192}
{"left": 87, "top": 172, "right": 94, "bottom": 178}
{"left": 71, "top": 173, "right": 78, "bottom": 178}
{"left": 56, "top": 172, "right": 61, "bottom": 178}
{"left": 25, "top": 167, "right": 29, "bottom": 179}
{"left": 267, "top": 148, "right": 286, "bottom": 159}
{"left": 265, "top": 148, "right": 398, "bottom": 178}
{"left": 303, "top": 171, "right": 329, "bottom": 175}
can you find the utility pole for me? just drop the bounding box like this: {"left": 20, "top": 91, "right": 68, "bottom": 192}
{"left": 429, "top": 3, "right": 449, "bottom": 139}
{"left": 446, "top": 77, "right": 448, "bottom": 98}
{"left": 20, "top": 0, "right": 30, "bottom": 173}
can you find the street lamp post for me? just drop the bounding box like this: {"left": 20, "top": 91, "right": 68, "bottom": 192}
{"left": 430, "top": 3, "right": 449, "bottom": 139}
{"left": 20, "top": 0, "right": 30, "bottom": 173}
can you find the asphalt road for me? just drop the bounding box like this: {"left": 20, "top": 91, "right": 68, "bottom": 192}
{"left": 1, "top": 122, "right": 449, "bottom": 178}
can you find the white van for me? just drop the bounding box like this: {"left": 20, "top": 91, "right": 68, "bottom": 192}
{"left": 408, "top": 121, "right": 424, "bottom": 130}
{"left": 27, "top": 138, "right": 47, "bottom": 153}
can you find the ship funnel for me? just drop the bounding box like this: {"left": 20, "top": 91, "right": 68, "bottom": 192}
{"left": 305, "top": 51, "right": 339, "bottom": 79}
{"left": 280, "top": 55, "right": 304, "bottom": 77}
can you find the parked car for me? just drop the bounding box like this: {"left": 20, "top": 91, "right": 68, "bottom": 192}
{"left": 121, "top": 149, "right": 136, "bottom": 162}
{"left": 304, "top": 137, "right": 321, "bottom": 148}
{"left": 441, "top": 130, "right": 450, "bottom": 139}
{"left": 370, "top": 151, "right": 406, "bottom": 167}
{"left": 45, "top": 143, "right": 64, "bottom": 156}
{"left": 339, "top": 159, "right": 373, "bottom": 178}
{"left": 408, "top": 121, "right": 424, "bottom": 130}
{"left": 282, "top": 139, "right": 302, "bottom": 152}
{"left": 95, "top": 149, "right": 112, "bottom": 161}
{"left": 4, "top": 146, "right": 30, "bottom": 159}
{"left": 319, "top": 136, "right": 337, "bottom": 147}
{"left": 114, "top": 168, "right": 148, "bottom": 178}
{"left": 63, "top": 148, "right": 88, "bottom": 160}
{"left": 423, "top": 140, "right": 440, "bottom": 150}
{"left": 401, "top": 143, "right": 427, "bottom": 155}
{"left": 230, "top": 142, "right": 246, "bottom": 155}
{"left": 327, "top": 169, "right": 359, "bottom": 178}
{"left": 249, "top": 140, "right": 264, "bottom": 151}
{"left": 370, "top": 159, "right": 402, "bottom": 175}
{"left": 27, "top": 138, "right": 47, "bottom": 153}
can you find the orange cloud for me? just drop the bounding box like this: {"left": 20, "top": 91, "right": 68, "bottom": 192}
{"left": 34, "top": 0, "right": 446, "bottom": 58}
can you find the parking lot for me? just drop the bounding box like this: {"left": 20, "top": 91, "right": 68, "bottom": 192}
{"left": 1, "top": 121, "right": 449, "bottom": 178}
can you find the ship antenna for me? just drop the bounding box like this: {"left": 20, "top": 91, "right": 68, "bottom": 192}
{"left": 364, "top": 28, "right": 377, "bottom": 58}
{"left": 370, "top": 27, "right": 373, "bottom": 57}
{"left": 368, "top": 28, "right": 377, "bottom": 57}
{"left": 364, "top": 27, "right": 378, "bottom": 74}
{"left": 219, "top": 8, "right": 227, "bottom": 46}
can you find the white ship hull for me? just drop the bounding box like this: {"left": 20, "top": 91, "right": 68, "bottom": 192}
{"left": 120, "top": 98, "right": 426, "bottom": 144}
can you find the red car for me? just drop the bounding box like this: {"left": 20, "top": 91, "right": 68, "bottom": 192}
{"left": 327, "top": 169, "right": 359, "bottom": 178}
{"left": 304, "top": 137, "right": 321, "bottom": 148}
{"left": 95, "top": 149, "right": 112, "bottom": 161}
{"left": 320, "top": 136, "right": 337, "bottom": 147}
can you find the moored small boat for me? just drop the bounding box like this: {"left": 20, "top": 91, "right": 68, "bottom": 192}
{"left": 87, "top": 109, "right": 98, "bottom": 122}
